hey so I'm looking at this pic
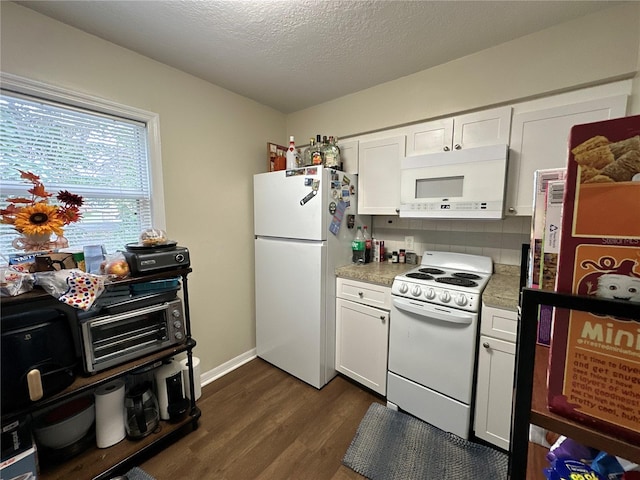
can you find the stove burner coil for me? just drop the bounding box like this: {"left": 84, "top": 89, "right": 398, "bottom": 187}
{"left": 452, "top": 272, "right": 482, "bottom": 280}
{"left": 406, "top": 272, "right": 434, "bottom": 281}
{"left": 435, "top": 277, "right": 478, "bottom": 287}
{"left": 419, "top": 268, "right": 445, "bottom": 275}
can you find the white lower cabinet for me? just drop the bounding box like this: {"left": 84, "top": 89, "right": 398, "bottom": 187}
{"left": 335, "top": 278, "right": 390, "bottom": 395}
{"left": 474, "top": 304, "right": 518, "bottom": 450}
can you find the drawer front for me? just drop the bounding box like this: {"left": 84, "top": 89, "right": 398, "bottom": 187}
{"left": 480, "top": 304, "right": 518, "bottom": 342}
{"left": 336, "top": 278, "right": 391, "bottom": 310}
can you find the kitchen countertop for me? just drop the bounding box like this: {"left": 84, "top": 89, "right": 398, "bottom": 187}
{"left": 335, "top": 262, "right": 414, "bottom": 287}
{"left": 483, "top": 264, "right": 521, "bottom": 311}
{"left": 336, "top": 261, "right": 522, "bottom": 311}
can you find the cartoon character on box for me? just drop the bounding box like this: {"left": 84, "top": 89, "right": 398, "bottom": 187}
{"left": 577, "top": 257, "right": 640, "bottom": 302}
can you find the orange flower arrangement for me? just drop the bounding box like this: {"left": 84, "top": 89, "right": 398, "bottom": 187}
{"left": 1, "top": 170, "right": 83, "bottom": 238}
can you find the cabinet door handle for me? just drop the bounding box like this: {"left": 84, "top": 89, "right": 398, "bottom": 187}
{"left": 508, "top": 207, "right": 516, "bottom": 213}
{"left": 443, "top": 146, "right": 450, "bottom": 151}
{"left": 380, "top": 315, "right": 386, "bottom": 321}
{"left": 454, "top": 143, "right": 462, "bottom": 150}
{"left": 483, "top": 342, "right": 491, "bottom": 349}
{"left": 27, "top": 369, "right": 44, "bottom": 401}
{"left": 358, "top": 291, "right": 364, "bottom": 297}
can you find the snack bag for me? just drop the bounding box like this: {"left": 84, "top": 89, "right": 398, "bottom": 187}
{"left": 100, "top": 252, "right": 130, "bottom": 279}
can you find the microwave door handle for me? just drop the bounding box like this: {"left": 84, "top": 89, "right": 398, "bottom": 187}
{"left": 392, "top": 298, "right": 473, "bottom": 325}
{"left": 87, "top": 302, "right": 170, "bottom": 327}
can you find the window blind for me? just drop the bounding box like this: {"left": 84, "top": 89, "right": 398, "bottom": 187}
{"left": 0, "top": 91, "right": 153, "bottom": 257}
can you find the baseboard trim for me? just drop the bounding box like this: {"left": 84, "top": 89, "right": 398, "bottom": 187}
{"left": 200, "top": 348, "right": 257, "bottom": 388}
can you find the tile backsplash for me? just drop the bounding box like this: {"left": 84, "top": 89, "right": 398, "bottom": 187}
{"left": 371, "top": 215, "right": 532, "bottom": 266}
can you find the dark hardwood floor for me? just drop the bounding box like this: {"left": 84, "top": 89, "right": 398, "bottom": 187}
{"left": 140, "top": 358, "right": 380, "bottom": 479}
{"left": 140, "top": 358, "right": 544, "bottom": 479}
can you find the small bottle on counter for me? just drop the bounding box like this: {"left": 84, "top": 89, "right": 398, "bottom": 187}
{"left": 392, "top": 251, "right": 399, "bottom": 263}
{"left": 399, "top": 249, "right": 406, "bottom": 264}
{"left": 372, "top": 238, "right": 380, "bottom": 263}
{"left": 363, "top": 226, "right": 371, "bottom": 263}
{"left": 351, "top": 226, "right": 365, "bottom": 265}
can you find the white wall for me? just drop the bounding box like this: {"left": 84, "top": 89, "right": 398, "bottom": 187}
{"left": 287, "top": 3, "right": 640, "bottom": 141}
{"left": 0, "top": 2, "right": 286, "bottom": 376}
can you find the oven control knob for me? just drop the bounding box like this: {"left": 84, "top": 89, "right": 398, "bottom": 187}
{"left": 425, "top": 288, "right": 436, "bottom": 300}
{"left": 398, "top": 283, "right": 409, "bottom": 294}
{"left": 175, "top": 332, "right": 184, "bottom": 340}
{"left": 439, "top": 291, "right": 451, "bottom": 303}
{"left": 172, "top": 309, "right": 181, "bottom": 318}
{"left": 173, "top": 320, "right": 182, "bottom": 329}
{"left": 454, "top": 294, "right": 468, "bottom": 306}
{"left": 175, "top": 253, "right": 185, "bottom": 263}
{"left": 411, "top": 285, "right": 422, "bottom": 297}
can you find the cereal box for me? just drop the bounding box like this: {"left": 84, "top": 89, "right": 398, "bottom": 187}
{"left": 547, "top": 115, "right": 640, "bottom": 444}
{"left": 528, "top": 169, "right": 567, "bottom": 289}
{"left": 529, "top": 169, "right": 567, "bottom": 345}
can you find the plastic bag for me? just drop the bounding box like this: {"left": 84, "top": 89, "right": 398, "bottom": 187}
{"left": 34, "top": 269, "right": 105, "bottom": 310}
{"left": 0, "top": 267, "right": 35, "bottom": 296}
{"left": 100, "top": 252, "right": 130, "bottom": 279}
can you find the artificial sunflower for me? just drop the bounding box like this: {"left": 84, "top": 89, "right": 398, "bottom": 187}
{"left": 13, "top": 202, "right": 65, "bottom": 236}
{"left": 1, "top": 170, "right": 83, "bottom": 242}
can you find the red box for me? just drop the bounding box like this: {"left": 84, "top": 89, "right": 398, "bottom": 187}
{"left": 547, "top": 115, "right": 640, "bottom": 445}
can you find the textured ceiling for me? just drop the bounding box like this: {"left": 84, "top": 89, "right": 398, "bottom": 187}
{"left": 15, "top": 0, "right": 625, "bottom": 113}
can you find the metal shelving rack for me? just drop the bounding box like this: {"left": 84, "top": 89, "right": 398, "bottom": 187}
{"left": 508, "top": 288, "right": 640, "bottom": 479}
{"left": 1, "top": 267, "right": 200, "bottom": 480}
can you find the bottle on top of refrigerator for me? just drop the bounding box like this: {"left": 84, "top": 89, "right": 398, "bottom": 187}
{"left": 311, "top": 134, "right": 324, "bottom": 165}
{"left": 303, "top": 137, "right": 315, "bottom": 166}
{"left": 323, "top": 136, "right": 341, "bottom": 168}
{"left": 363, "top": 226, "right": 372, "bottom": 263}
{"left": 351, "top": 226, "right": 365, "bottom": 264}
{"left": 286, "top": 136, "right": 299, "bottom": 169}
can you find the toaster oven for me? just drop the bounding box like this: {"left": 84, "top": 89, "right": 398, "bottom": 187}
{"left": 79, "top": 298, "right": 186, "bottom": 374}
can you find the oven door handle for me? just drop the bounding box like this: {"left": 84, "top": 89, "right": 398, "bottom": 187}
{"left": 392, "top": 297, "right": 473, "bottom": 325}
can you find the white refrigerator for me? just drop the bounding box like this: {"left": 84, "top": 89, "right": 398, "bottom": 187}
{"left": 254, "top": 166, "right": 364, "bottom": 388}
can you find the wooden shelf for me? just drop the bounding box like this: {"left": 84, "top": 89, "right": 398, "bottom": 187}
{"left": 2, "top": 339, "right": 196, "bottom": 421}
{"left": 0, "top": 267, "right": 192, "bottom": 306}
{"left": 531, "top": 345, "right": 640, "bottom": 463}
{"left": 39, "top": 407, "right": 201, "bottom": 480}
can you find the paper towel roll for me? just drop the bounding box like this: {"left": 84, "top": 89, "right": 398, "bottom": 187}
{"left": 94, "top": 379, "right": 126, "bottom": 448}
{"left": 180, "top": 357, "right": 201, "bottom": 401}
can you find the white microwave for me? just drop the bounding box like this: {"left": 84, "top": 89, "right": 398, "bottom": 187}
{"left": 399, "top": 144, "right": 509, "bottom": 219}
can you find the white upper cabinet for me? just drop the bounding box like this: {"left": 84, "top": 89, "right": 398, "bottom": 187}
{"left": 405, "top": 118, "right": 453, "bottom": 155}
{"left": 338, "top": 139, "right": 359, "bottom": 174}
{"left": 405, "top": 106, "right": 512, "bottom": 156}
{"left": 506, "top": 95, "right": 628, "bottom": 216}
{"left": 357, "top": 135, "right": 406, "bottom": 215}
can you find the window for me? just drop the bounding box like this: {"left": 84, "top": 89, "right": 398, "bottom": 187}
{"left": 0, "top": 74, "right": 165, "bottom": 258}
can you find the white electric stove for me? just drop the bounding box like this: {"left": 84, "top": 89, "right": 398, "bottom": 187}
{"left": 391, "top": 251, "right": 492, "bottom": 312}
{"left": 387, "top": 251, "right": 493, "bottom": 439}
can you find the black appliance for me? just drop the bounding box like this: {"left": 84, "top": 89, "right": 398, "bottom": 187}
{"left": 1, "top": 307, "right": 77, "bottom": 412}
{"left": 166, "top": 372, "right": 188, "bottom": 423}
{"left": 122, "top": 244, "right": 190, "bottom": 275}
